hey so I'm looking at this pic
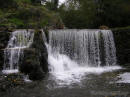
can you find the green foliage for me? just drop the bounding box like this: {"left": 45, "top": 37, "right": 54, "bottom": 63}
{"left": 97, "top": 0, "right": 130, "bottom": 27}
{"left": 44, "top": 2, "right": 56, "bottom": 10}
{"left": 14, "top": 0, "right": 32, "bottom": 4}
{"left": 44, "top": 0, "right": 59, "bottom": 11}
{"left": 0, "top": 0, "right": 63, "bottom": 29}
{"left": 8, "top": 18, "right": 24, "bottom": 27}
{"left": 59, "top": 0, "right": 130, "bottom": 28}
{"left": 59, "top": 0, "right": 97, "bottom": 28}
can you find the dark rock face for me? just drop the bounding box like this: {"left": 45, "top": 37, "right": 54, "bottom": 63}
{"left": 113, "top": 28, "right": 130, "bottom": 65}
{"left": 0, "top": 28, "right": 10, "bottom": 70}
{"left": 31, "top": 30, "right": 48, "bottom": 73}
{"left": 19, "top": 30, "right": 48, "bottom": 80}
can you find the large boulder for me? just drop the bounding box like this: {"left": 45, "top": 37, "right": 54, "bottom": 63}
{"left": 19, "top": 30, "right": 48, "bottom": 80}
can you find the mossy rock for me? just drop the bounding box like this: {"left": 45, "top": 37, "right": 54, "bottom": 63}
{"left": 19, "top": 30, "right": 48, "bottom": 80}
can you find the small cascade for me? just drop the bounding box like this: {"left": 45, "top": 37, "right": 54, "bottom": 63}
{"left": 48, "top": 29, "right": 117, "bottom": 73}
{"left": 41, "top": 29, "right": 47, "bottom": 44}
{"left": 3, "top": 30, "right": 34, "bottom": 74}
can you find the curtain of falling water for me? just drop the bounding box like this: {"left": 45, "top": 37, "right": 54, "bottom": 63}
{"left": 48, "top": 29, "right": 117, "bottom": 72}
{"left": 3, "top": 30, "right": 34, "bottom": 71}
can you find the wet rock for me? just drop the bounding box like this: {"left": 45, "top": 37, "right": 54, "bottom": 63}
{"left": 20, "top": 30, "right": 48, "bottom": 80}
{"left": 112, "top": 27, "right": 130, "bottom": 65}
{"left": 0, "top": 73, "right": 25, "bottom": 91}
{"left": 0, "top": 26, "right": 8, "bottom": 32}
{"left": 0, "top": 27, "right": 10, "bottom": 70}
{"left": 31, "top": 30, "right": 48, "bottom": 73}
{"left": 19, "top": 48, "right": 45, "bottom": 80}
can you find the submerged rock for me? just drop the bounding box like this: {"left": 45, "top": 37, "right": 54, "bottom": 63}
{"left": 0, "top": 73, "right": 25, "bottom": 91}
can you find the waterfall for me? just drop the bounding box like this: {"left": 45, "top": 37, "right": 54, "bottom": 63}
{"left": 3, "top": 30, "right": 34, "bottom": 74}
{"left": 48, "top": 29, "right": 118, "bottom": 73}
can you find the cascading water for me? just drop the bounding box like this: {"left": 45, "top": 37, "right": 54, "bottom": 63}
{"left": 2, "top": 30, "right": 34, "bottom": 74}
{"left": 47, "top": 29, "right": 121, "bottom": 85}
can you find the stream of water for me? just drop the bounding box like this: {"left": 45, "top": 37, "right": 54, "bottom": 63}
{"left": 2, "top": 30, "right": 34, "bottom": 74}
{"left": 47, "top": 29, "right": 121, "bottom": 85}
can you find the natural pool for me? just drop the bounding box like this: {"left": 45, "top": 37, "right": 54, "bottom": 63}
{"left": 0, "top": 66, "right": 130, "bottom": 97}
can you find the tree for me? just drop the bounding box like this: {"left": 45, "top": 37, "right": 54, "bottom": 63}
{"left": 97, "top": 0, "right": 130, "bottom": 27}
{"left": 31, "top": 0, "right": 41, "bottom": 4}
{"left": 59, "top": 0, "right": 130, "bottom": 28}
{"left": 59, "top": 0, "right": 97, "bottom": 28}
{"left": 0, "top": 0, "right": 17, "bottom": 9}
{"left": 51, "top": 0, "right": 59, "bottom": 10}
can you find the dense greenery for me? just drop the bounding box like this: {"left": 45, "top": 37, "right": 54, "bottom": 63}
{"left": 59, "top": 0, "right": 130, "bottom": 28}
{"left": 0, "top": 0, "right": 63, "bottom": 29}
{"left": 1, "top": 0, "right": 129, "bottom": 29}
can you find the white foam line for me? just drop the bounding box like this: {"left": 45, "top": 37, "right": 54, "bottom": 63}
{"left": 50, "top": 66, "right": 122, "bottom": 86}
{"left": 2, "top": 69, "right": 19, "bottom": 74}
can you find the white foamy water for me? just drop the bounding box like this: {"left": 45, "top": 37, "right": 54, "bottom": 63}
{"left": 48, "top": 52, "right": 121, "bottom": 86}
{"left": 2, "top": 69, "right": 19, "bottom": 74}
{"left": 46, "top": 29, "right": 121, "bottom": 86}
{"left": 3, "top": 30, "right": 34, "bottom": 74}
{"left": 117, "top": 73, "right": 130, "bottom": 83}
{"left": 24, "top": 75, "right": 32, "bottom": 83}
